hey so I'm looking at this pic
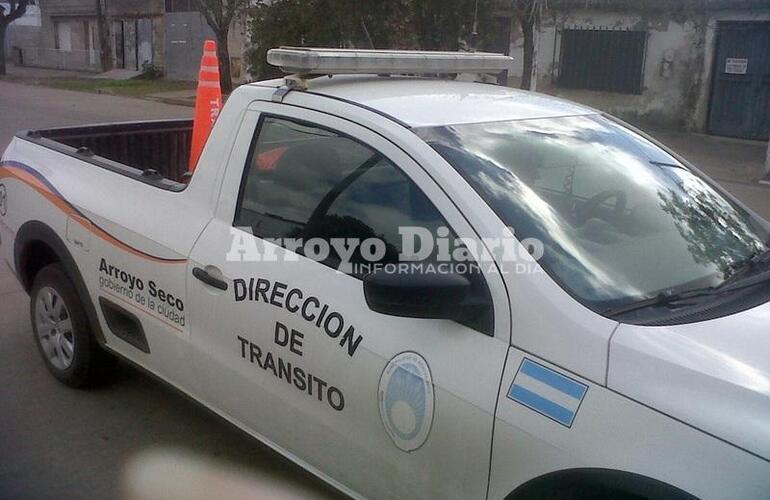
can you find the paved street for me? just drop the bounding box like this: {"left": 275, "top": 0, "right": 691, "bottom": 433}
{"left": 0, "top": 80, "right": 768, "bottom": 500}
{"left": 0, "top": 80, "right": 192, "bottom": 151}
{"left": 0, "top": 81, "right": 337, "bottom": 500}
{"left": 649, "top": 129, "right": 770, "bottom": 219}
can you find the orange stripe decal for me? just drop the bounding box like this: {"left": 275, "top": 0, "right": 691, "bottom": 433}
{"left": 0, "top": 162, "right": 187, "bottom": 264}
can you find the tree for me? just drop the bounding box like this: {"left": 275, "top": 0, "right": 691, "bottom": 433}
{"left": 197, "top": 0, "right": 248, "bottom": 94}
{"left": 247, "top": 0, "right": 412, "bottom": 79}
{"left": 0, "top": 0, "right": 30, "bottom": 76}
{"left": 514, "top": 0, "right": 545, "bottom": 91}
{"left": 246, "top": 0, "right": 495, "bottom": 80}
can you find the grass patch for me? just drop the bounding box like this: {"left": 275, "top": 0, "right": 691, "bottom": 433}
{"left": 40, "top": 78, "right": 195, "bottom": 98}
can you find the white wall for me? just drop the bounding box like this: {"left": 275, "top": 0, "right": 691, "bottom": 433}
{"left": 507, "top": 7, "right": 770, "bottom": 132}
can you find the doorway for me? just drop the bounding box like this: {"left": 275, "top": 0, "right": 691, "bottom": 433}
{"left": 112, "top": 18, "right": 154, "bottom": 71}
{"left": 708, "top": 21, "right": 770, "bottom": 140}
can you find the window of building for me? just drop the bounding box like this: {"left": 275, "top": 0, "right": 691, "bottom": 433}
{"left": 558, "top": 28, "right": 647, "bottom": 94}
{"left": 53, "top": 20, "right": 72, "bottom": 52}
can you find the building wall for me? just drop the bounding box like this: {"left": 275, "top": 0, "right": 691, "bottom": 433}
{"left": 6, "top": 0, "right": 100, "bottom": 71}
{"left": 12, "top": 18, "right": 101, "bottom": 71}
{"left": 5, "top": 0, "right": 165, "bottom": 73}
{"left": 107, "top": 0, "right": 163, "bottom": 17}
{"left": 164, "top": 11, "right": 248, "bottom": 82}
{"left": 164, "top": 10, "right": 214, "bottom": 81}
{"left": 229, "top": 18, "right": 248, "bottom": 82}
{"left": 6, "top": 24, "right": 39, "bottom": 65}
{"left": 508, "top": 6, "right": 770, "bottom": 132}
{"left": 107, "top": 0, "right": 165, "bottom": 70}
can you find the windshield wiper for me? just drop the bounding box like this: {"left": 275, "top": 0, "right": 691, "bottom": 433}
{"left": 714, "top": 267, "right": 770, "bottom": 295}
{"left": 719, "top": 248, "right": 770, "bottom": 289}
{"left": 649, "top": 160, "right": 686, "bottom": 170}
{"left": 602, "top": 287, "right": 714, "bottom": 317}
{"left": 603, "top": 265, "right": 770, "bottom": 318}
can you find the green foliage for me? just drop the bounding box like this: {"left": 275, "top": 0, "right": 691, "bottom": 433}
{"left": 0, "top": 0, "right": 30, "bottom": 27}
{"left": 39, "top": 78, "right": 195, "bottom": 98}
{"left": 137, "top": 62, "right": 163, "bottom": 80}
{"left": 246, "top": 0, "right": 498, "bottom": 79}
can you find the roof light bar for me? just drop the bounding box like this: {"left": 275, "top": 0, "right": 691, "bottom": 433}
{"left": 266, "top": 47, "right": 514, "bottom": 76}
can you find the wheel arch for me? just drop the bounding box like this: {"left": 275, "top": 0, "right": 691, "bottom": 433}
{"left": 15, "top": 220, "right": 106, "bottom": 345}
{"left": 505, "top": 468, "right": 698, "bottom": 500}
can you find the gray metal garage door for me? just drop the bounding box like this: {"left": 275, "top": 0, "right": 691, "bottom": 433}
{"left": 165, "top": 11, "right": 215, "bottom": 81}
{"left": 708, "top": 21, "right": 770, "bottom": 140}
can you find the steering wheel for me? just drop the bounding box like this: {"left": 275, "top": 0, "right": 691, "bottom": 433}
{"left": 575, "top": 190, "right": 627, "bottom": 227}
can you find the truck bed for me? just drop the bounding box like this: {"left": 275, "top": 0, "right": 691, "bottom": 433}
{"left": 19, "top": 119, "right": 194, "bottom": 188}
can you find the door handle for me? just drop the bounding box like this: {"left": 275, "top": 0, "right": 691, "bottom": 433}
{"left": 192, "top": 267, "right": 228, "bottom": 291}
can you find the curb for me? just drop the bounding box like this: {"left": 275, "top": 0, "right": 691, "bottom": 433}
{"left": 144, "top": 96, "right": 196, "bottom": 107}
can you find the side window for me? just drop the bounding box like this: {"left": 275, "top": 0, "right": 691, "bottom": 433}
{"left": 235, "top": 116, "right": 494, "bottom": 335}
{"left": 234, "top": 117, "right": 447, "bottom": 274}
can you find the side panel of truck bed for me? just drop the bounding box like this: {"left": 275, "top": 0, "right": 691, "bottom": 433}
{"left": 1, "top": 137, "right": 212, "bottom": 388}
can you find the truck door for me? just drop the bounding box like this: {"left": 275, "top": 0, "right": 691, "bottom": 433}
{"left": 187, "top": 103, "right": 511, "bottom": 499}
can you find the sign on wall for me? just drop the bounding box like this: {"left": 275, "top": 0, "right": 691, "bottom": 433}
{"left": 724, "top": 57, "right": 749, "bottom": 75}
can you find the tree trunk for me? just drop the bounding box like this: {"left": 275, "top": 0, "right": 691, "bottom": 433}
{"left": 519, "top": 16, "right": 533, "bottom": 90}
{"left": 0, "top": 23, "right": 8, "bottom": 76}
{"left": 95, "top": 0, "right": 111, "bottom": 72}
{"left": 216, "top": 30, "right": 232, "bottom": 94}
{"left": 518, "top": 0, "right": 541, "bottom": 92}
{"left": 530, "top": 13, "right": 539, "bottom": 92}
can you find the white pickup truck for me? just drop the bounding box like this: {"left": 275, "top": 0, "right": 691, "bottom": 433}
{"left": 1, "top": 49, "right": 769, "bottom": 500}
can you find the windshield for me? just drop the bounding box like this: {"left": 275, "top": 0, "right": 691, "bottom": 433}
{"left": 415, "top": 114, "right": 770, "bottom": 313}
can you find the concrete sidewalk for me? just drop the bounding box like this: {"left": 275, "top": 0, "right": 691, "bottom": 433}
{"left": 1, "top": 64, "right": 96, "bottom": 80}
{"left": 650, "top": 130, "right": 766, "bottom": 184}
{"left": 4, "top": 65, "right": 140, "bottom": 81}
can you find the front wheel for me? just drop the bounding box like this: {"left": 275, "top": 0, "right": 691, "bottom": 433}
{"left": 30, "top": 263, "right": 113, "bottom": 387}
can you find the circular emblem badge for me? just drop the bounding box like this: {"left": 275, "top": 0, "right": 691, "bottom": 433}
{"left": 378, "top": 352, "right": 434, "bottom": 452}
{"left": 0, "top": 184, "right": 6, "bottom": 216}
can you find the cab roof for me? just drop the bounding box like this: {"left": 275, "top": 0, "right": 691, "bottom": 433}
{"left": 251, "top": 75, "right": 599, "bottom": 128}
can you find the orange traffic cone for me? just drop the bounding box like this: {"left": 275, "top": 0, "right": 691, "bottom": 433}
{"left": 189, "top": 39, "right": 223, "bottom": 172}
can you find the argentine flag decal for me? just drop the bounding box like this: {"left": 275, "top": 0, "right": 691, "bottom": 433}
{"left": 508, "top": 359, "right": 588, "bottom": 428}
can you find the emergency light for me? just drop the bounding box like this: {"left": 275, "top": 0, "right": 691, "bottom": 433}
{"left": 266, "top": 47, "right": 514, "bottom": 76}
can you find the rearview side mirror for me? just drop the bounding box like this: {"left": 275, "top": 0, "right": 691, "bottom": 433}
{"left": 363, "top": 268, "right": 486, "bottom": 322}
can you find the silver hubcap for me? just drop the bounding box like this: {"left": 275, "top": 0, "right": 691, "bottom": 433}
{"left": 35, "top": 287, "right": 75, "bottom": 370}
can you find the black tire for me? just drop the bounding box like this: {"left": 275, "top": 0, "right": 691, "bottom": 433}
{"left": 511, "top": 469, "right": 698, "bottom": 500}
{"left": 30, "top": 263, "right": 114, "bottom": 387}
{"left": 517, "top": 485, "right": 646, "bottom": 500}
